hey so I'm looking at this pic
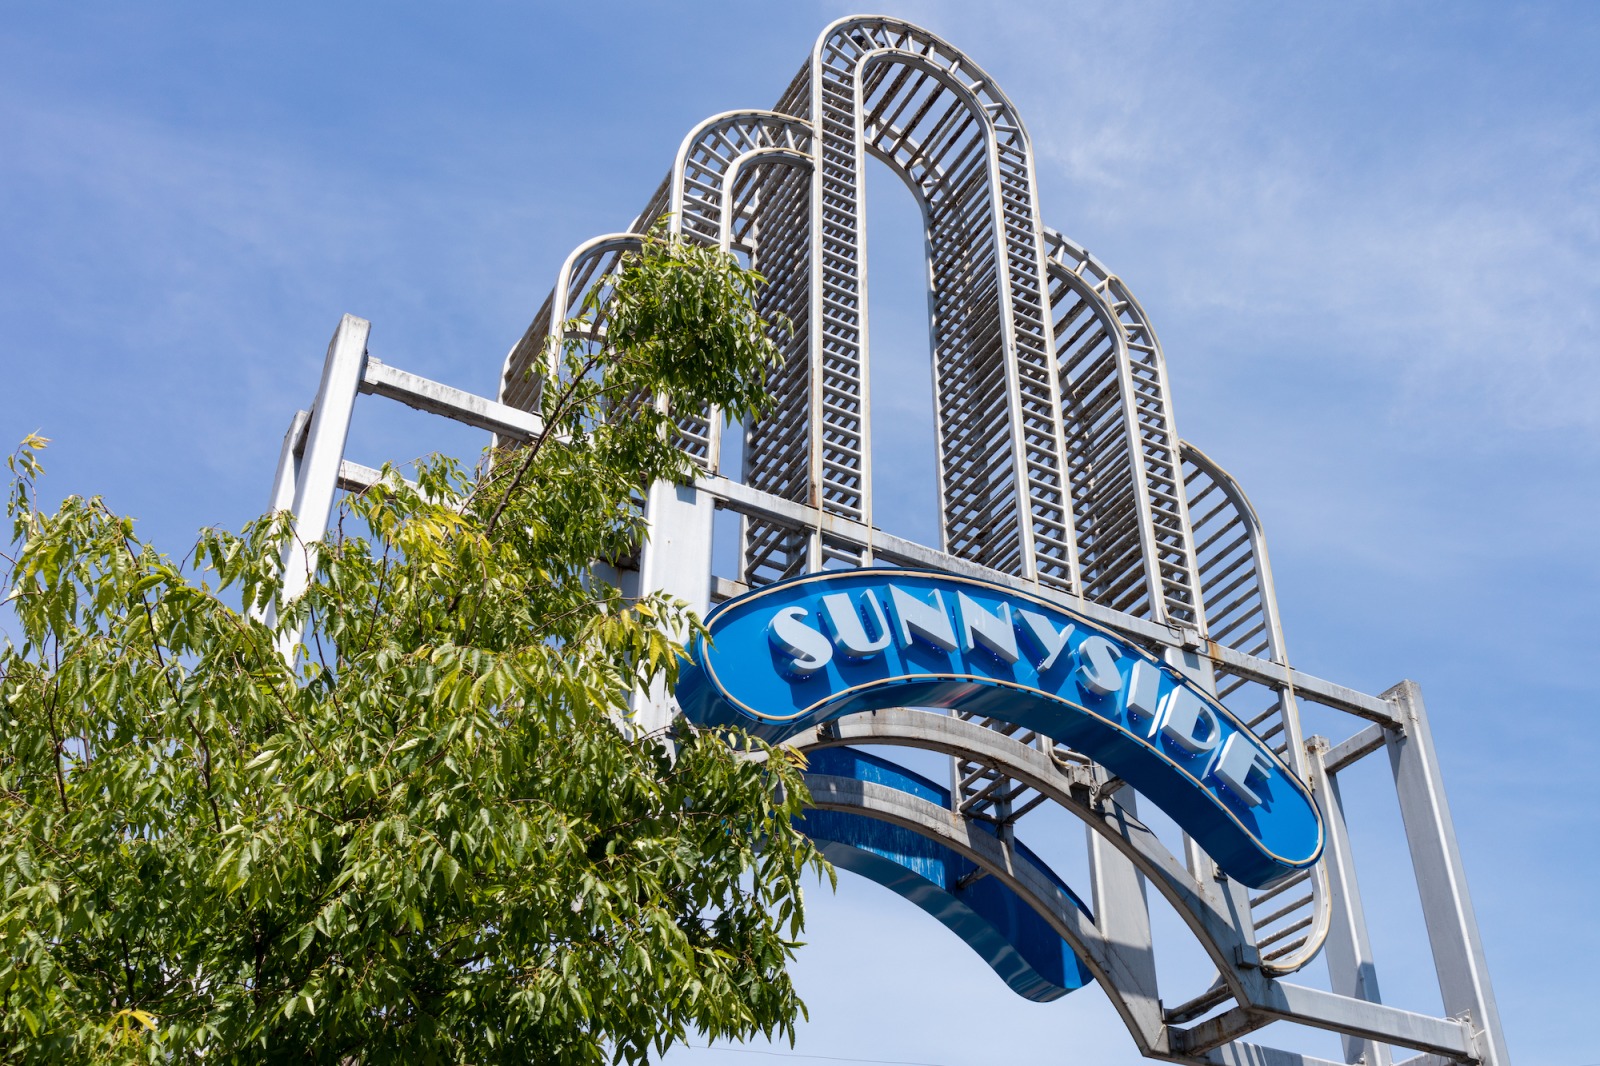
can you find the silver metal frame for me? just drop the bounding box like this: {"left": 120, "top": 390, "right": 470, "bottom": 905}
{"left": 263, "top": 15, "right": 1508, "bottom": 1065}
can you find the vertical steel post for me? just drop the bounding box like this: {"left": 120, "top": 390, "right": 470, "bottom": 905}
{"left": 1310, "top": 740, "right": 1392, "bottom": 1066}
{"left": 256, "top": 408, "right": 312, "bottom": 626}
{"left": 1384, "top": 681, "right": 1508, "bottom": 1066}
{"left": 276, "top": 314, "right": 370, "bottom": 660}
{"left": 635, "top": 480, "right": 716, "bottom": 734}
{"left": 1169, "top": 645, "right": 1242, "bottom": 950}
{"left": 1089, "top": 790, "right": 1162, "bottom": 1042}
{"left": 804, "top": 41, "right": 831, "bottom": 574}
{"left": 267, "top": 409, "right": 311, "bottom": 516}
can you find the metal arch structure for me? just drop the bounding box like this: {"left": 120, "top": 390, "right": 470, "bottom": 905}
{"left": 263, "top": 15, "right": 1510, "bottom": 1066}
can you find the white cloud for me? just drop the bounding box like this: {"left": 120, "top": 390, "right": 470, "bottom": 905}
{"left": 865, "top": 0, "right": 1600, "bottom": 443}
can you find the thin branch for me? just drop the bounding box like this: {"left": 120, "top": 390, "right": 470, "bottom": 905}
{"left": 482, "top": 347, "right": 607, "bottom": 537}
{"left": 44, "top": 638, "right": 69, "bottom": 816}
{"left": 354, "top": 535, "right": 396, "bottom": 661}
{"left": 116, "top": 524, "right": 224, "bottom": 834}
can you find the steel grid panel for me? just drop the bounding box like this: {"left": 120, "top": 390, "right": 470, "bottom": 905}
{"left": 1178, "top": 441, "right": 1328, "bottom": 976}
{"left": 667, "top": 110, "right": 816, "bottom": 470}
{"left": 809, "top": 17, "right": 1074, "bottom": 587}
{"left": 1042, "top": 226, "right": 1205, "bottom": 627}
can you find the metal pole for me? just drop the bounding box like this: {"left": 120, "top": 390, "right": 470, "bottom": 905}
{"left": 1384, "top": 681, "right": 1509, "bottom": 1066}
{"left": 276, "top": 314, "right": 370, "bottom": 661}
{"left": 634, "top": 479, "right": 716, "bottom": 734}
{"left": 1088, "top": 788, "right": 1162, "bottom": 1042}
{"left": 1310, "top": 738, "right": 1392, "bottom": 1066}
{"left": 256, "top": 408, "right": 311, "bottom": 626}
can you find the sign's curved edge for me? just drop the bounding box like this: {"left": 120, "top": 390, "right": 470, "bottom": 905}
{"left": 681, "top": 568, "right": 1325, "bottom": 884}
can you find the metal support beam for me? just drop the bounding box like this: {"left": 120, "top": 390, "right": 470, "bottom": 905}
{"left": 1182, "top": 982, "right": 1475, "bottom": 1061}
{"left": 697, "top": 473, "right": 1400, "bottom": 725}
{"left": 1089, "top": 788, "right": 1162, "bottom": 1038}
{"left": 335, "top": 459, "right": 417, "bottom": 495}
{"left": 1385, "top": 682, "right": 1508, "bottom": 1066}
{"left": 276, "top": 314, "right": 370, "bottom": 659}
{"left": 1311, "top": 739, "right": 1392, "bottom": 1066}
{"left": 359, "top": 356, "right": 544, "bottom": 441}
{"left": 1202, "top": 1043, "right": 1353, "bottom": 1066}
{"left": 1325, "top": 723, "right": 1388, "bottom": 775}
{"left": 633, "top": 480, "right": 716, "bottom": 735}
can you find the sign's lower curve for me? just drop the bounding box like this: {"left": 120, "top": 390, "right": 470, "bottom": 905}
{"left": 799, "top": 748, "right": 1095, "bottom": 1002}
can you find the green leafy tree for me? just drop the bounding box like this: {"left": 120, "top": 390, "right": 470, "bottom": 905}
{"left": 0, "top": 236, "right": 829, "bottom": 1064}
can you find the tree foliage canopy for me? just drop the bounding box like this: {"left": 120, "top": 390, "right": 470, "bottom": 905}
{"left": 0, "top": 236, "right": 828, "bottom": 1063}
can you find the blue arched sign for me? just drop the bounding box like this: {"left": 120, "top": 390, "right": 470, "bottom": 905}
{"left": 676, "top": 569, "right": 1323, "bottom": 889}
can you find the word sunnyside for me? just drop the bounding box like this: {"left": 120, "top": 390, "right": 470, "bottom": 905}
{"left": 766, "top": 582, "right": 1277, "bottom": 809}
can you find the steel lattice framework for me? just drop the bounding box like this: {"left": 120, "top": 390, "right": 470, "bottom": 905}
{"left": 266, "top": 16, "right": 1510, "bottom": 1066}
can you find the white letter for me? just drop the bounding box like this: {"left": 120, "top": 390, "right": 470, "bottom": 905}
{"left": 767, "top": 607, "right": 833, "bottom": 676}
{"left": 888, "top": 585, "right": 957, "bottom": 651}
{"left": 1017, "top": 610, "right": 1074, "bottom": 671}
{"left": 957, "top": 592, "right": 1019, "bottom": 664}
{"left": 1075, "top": 635, "right": 1123, "bottom": 695}
{"left": 1126, "top": 660, "right": 1163, "bottom": 735}
{"left": 1159, "top": 688, "right": 1221, "bottom": 754}
{"left": 820, "top": 591, "right": 891, "bottom": 659}
{"left": 1211, "top": 733, "right": 1274, "bottom": 807}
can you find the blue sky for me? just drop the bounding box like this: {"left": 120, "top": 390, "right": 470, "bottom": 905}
{"left": 2, "top": 2, "right": 1596, "bottom": 1063}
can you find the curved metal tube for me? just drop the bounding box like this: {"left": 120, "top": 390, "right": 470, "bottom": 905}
{"left": 669, "top": 109, "right": 814, "bottom": 245}
{"left": 1042, "top": 225, "right": 1204, "bottom": 628}
{"left": 497, "top": 232, "right": 646, "bottom": 409}
{"left": 1180, "top": 441, "right": 1329, "bottom": 975}
{"left": 795, "top": 708, "right": 1256, "bottom": 1006}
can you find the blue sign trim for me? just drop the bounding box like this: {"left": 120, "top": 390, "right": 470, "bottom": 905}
{"left": 675, "top": 568, "right": 1323, "bottom": 888}
{"left": 799, "top": 748, "right": 1094, "bottom": 1002}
